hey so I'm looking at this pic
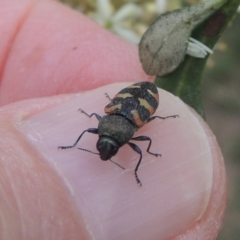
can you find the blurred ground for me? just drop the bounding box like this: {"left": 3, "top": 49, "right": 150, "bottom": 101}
{"left": 203, "top": 13, "right": 240, "bottom": 240}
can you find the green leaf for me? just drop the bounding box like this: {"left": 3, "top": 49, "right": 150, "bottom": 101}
{"left": 139, "top": 0, "right": 227, "bottom": 77}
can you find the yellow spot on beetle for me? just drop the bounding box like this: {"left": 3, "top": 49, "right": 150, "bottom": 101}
{"left": 115, "top": 93, "right": 133, "bottom": 99}
{"left": 131, "top": 110, "right": 145, "bottom": 127}
{"left": 138, "top": 98, "right": 155, "bottom": 115}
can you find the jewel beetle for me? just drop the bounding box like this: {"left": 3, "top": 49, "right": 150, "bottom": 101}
{"left": 59, "top": 82, "right": 178, "bottom": 186}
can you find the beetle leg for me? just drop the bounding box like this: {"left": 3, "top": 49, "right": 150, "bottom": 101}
{"left": 78, "top": 109, "right": 102, "bottom": 121}
{"left": 147, "top": 114, "right": 179, "bottom": 123}
{"left": 127, "top": 142, "right": 143, "bottom": 186}
{"left": 131, "top": 136, "right": 161, "bottom": 157}
{"left": 104, "top": 93, "right": 112, "bottom": 101}
{"left": 58, "top": 128, "right": 98, "bottom": 149}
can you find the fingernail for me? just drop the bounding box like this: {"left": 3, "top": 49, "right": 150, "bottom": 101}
{"left": 20, "top": 83, "right": 213, "bottom": 239}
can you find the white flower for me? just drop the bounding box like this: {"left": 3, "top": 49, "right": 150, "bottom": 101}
{"left": 237, "top": 6, "right": 240, "bottom": 13}
{"left": 93, "top": 0, "right": 214, "bottom": 59}
{"left": 93, "top": 0, "right": 142, "bottom": 44}
{"left": 155, "top": 0, "right": 167, "bottom": 14}
{"left": 186, "top": 37, "right": 213, "bottom": 58}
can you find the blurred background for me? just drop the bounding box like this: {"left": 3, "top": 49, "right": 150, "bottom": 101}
{"left": 59, "top": 0, "right": 240, "bottom": 239}
{"left": 203, "top": 11, "right": 240, "bottom": 239}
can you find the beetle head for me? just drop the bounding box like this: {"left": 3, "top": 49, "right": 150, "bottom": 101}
{"left": 97, "top": 136, "right": 119, "bottom": 160}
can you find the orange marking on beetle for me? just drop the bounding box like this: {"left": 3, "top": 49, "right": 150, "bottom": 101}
{"left": 147, "top": 89, "right": 159, "bottom": 102}
{"left": 154, "top": 93, "right": 159, "bottom": 102}
{"left": 105, "top": 103, "right": 122, "bottom": 114}
{"left": 115, "top": 93, "right": 133, "bottom": 99}
{"left": 138, "top": 98, "right": 155, "bottom": 115}
{"left": 131, "top": 110, "right": 145, "bottom": 127}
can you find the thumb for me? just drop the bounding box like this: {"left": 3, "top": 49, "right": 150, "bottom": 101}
{"left": 0, "top": 82, "right": 226, "bottom": 239}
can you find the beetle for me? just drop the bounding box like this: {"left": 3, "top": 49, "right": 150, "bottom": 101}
{"left": 58, "top": 82, "right": 178, "bottom": 186}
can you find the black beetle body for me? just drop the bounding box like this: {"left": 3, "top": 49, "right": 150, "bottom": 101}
{"left": 59, "top": 82, "right": 178, "bottom": 186}
{"left": 97, "top": 115, "right": 135, "bottom": 160}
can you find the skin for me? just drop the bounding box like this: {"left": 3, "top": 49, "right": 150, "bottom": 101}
{"left": 0, "top": 0, "right": 226, "bottom": 239}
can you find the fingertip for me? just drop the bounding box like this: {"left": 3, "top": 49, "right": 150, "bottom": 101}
{"left": 16, "top": 82, "right": 226, "bottom": 239}
{"left": 172, "top": 110, "right": 227, "bottom": 239}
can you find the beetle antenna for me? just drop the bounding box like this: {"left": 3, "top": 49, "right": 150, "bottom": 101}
{"left": 78, "top": 148, "right": 99, "bottom": 155}
{"left": 109, "top": 159, "right": 125, "bottom": 170}
{"left": 78, "top": 148, "right": 125, "bottom": 170}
